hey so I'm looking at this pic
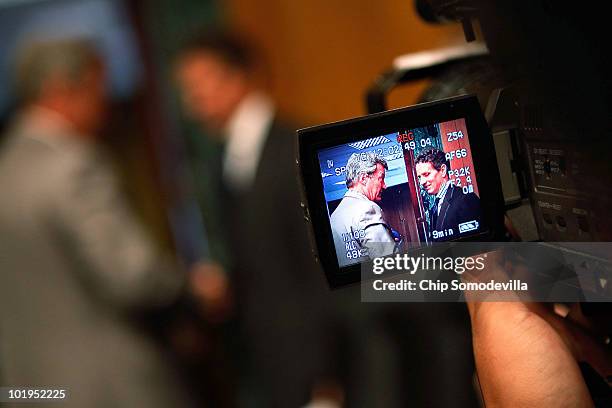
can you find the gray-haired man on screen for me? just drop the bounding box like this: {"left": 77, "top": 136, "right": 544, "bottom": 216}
{"left": 330, "top": 152, "right": 397, "bottom": 266}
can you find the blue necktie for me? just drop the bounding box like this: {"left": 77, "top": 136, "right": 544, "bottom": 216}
{"left": 430, "top": 197, "right": 440, "bottom": 230}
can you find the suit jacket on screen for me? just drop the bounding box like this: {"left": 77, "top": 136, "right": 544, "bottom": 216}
{"left": 430, "top": 184, "right": 481, "bottom": 241}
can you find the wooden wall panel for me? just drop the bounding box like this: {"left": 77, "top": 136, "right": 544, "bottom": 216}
{"left": 222, "top": 0, "right": 464, "bottom": 125}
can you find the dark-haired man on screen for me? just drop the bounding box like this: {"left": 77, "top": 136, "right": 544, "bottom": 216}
{"left": 415, "top": 148, "right": 481, "bottom": 242}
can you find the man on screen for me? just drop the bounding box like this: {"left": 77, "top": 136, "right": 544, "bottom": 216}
{"left": 415, "top": 148, "right": 481, "bottom": 242}
{"left": 330, "top": 152, "right": 398, "bottom": 266}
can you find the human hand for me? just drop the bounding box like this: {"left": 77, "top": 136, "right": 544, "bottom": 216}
{"left": 189, "top": 261, "right": 232, "bottom": 323}
{"left": 467, "top": 301, "right": 611, "bottom": 407}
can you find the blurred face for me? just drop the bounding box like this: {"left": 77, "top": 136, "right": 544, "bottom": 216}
{"left": 362, "top": 163, "right": 387, "bottom": 202}
{"left": 40, "top": 60, "right": 107, "bottom": 137}
{"left": 175, "top": 51, "right": 249, "bottom": 132}
{"left": 70, "top": 61, "right": 107, "bottom": 136}
{"left": 416, "top": 161, "right": 447, "bottom": 195}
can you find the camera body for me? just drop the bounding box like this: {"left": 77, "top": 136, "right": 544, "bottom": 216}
{"left": 296, "top": 0, "right": 612, "bottom": 294}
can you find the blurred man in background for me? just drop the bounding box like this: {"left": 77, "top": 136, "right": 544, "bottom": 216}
{"left": 175, "top": 29, "right": 340, "bottom": 408}
{"left": 0, "top": 38, "right": 216, "bottom": 408}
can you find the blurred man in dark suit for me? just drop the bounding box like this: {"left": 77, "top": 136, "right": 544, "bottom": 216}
{"left": 175, "top": 30, "right": 338, "bottom": 408}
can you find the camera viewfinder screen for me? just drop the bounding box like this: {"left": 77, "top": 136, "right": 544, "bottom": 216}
{"left": 317, "top": 118, "right": 483, "bottom": 267}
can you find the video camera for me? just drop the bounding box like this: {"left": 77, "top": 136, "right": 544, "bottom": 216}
{"left": 296, "top": 0, "right": 612, "bottom": 294}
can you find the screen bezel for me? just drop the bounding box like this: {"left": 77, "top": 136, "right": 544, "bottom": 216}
{"left": 297, "top": 94, "right": 505, "bottom": 288}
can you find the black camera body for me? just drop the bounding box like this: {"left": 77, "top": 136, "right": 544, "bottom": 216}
{"left": 296, "top": 0, "right": 612, "bottom": 296}
{"left": 412, "top": 0, "right": 612, "bottom": 245}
